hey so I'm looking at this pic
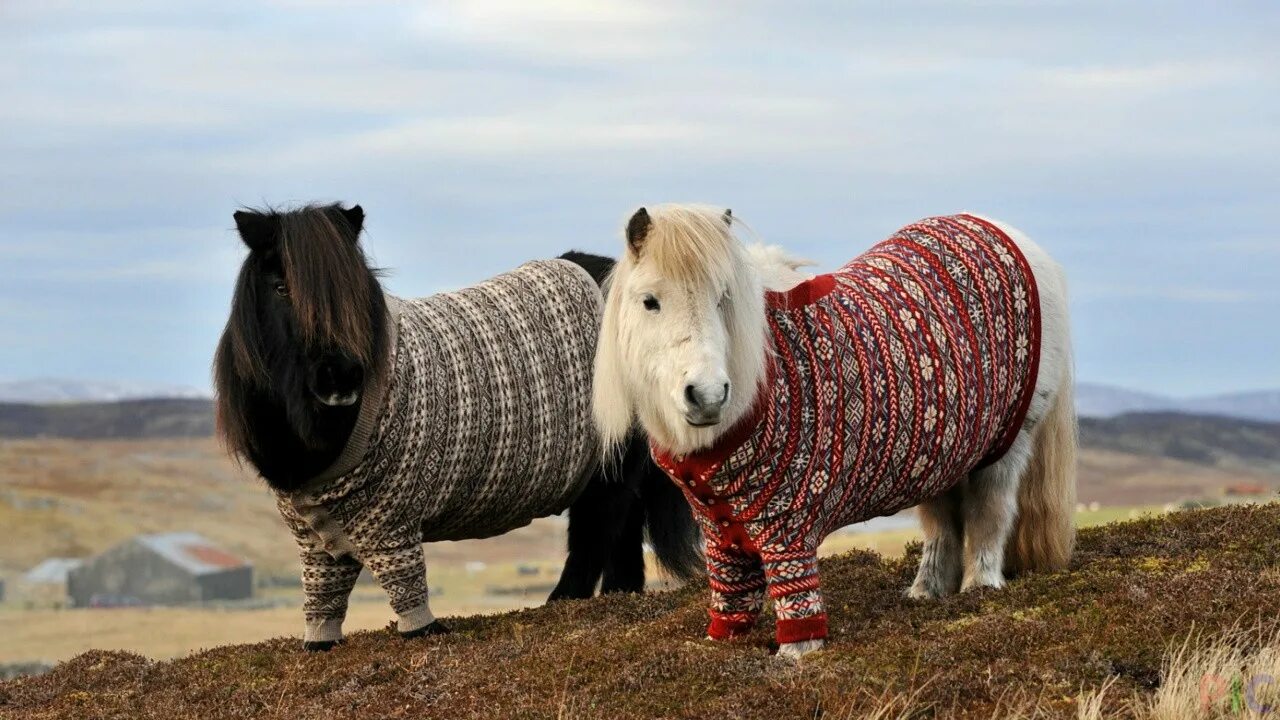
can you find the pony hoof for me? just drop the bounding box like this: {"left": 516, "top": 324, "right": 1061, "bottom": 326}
{"left": 960, "top": 574, "right": 1005, "bottom": 593}
{"left": 906, "top": 580, "right": 954, "bottom": 600}
{"left": 400, "top": 620, "right": 450, "bottom": 639}
{"left": 906, "top": 585, "right": 935, "bottom": 600}
{"left": 777, "top": 639, "right": 825, "bottom": 660}
{"left": 302, "top": 639, "right": 342, "bottom": 652}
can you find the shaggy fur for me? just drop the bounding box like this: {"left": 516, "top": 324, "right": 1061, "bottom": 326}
{"left": 214, "top": 204, "right": 701, "bottom": 648}
{"left": 594, "top": 204, "right": 1077, "bottom": 659}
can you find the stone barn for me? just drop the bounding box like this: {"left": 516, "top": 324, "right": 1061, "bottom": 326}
{"left": 68, "top": 532, "right": 252, "bottom": 607}
{"left": 19, "top": 558, "right": 83, "bottom": 606}
{"left": 24, "top": 558, "right": 83, "bottom": 587}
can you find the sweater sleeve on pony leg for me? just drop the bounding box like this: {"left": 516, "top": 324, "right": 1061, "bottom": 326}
{"left": 299, "top": 547, "right": 364, "bottom": 643}
{"left": 762, "top": 549, "right": 828, "bottom": 645}
{"left": 364, "top": 543, "right": 436, "bottom": 635}
{"left": 705, "top": 544, "right": 766, "bottom": 640}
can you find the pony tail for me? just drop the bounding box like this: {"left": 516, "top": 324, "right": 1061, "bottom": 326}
{"left": 592, "top": 271, "right": 635, "bottom": 458}
{"left": 1007, "top": 366, "right": 1078, "bottom": 573}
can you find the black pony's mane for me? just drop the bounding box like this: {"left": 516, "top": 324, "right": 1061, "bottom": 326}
{"left": 214, "top": 203, "right": 387, "bottom": 482}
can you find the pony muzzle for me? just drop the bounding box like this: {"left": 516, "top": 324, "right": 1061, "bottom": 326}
{"left": 318, "top": 391, "right": 361, "bottom": 407}
{"left": 308, "top": 351, "right": 365, "bottom": 408}
{"left": 683, "top": 380, "right": 730, "bottom": 427}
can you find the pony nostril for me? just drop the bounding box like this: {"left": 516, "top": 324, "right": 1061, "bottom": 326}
{"left": 684, "top": 384, "right": 700, "bottom": 409}
{"left": 721, "top": 383, "right": 730, "bottom": 403}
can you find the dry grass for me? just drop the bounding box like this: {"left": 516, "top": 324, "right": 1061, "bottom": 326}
{"left": 1074, "top": 625, "right": 1280, "bottom": 720}
{"left": 5, "top": 503, "right": 1280, "bottom": 719}
{"left": 826, "top": 625, "right": 1280, "bottom": 719}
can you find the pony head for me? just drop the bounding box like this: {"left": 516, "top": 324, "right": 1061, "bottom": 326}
{"left": 594, "top": 204, "right": 769, "bottom": 456}
{"left": 214, "top": 203, "right": 387, "bottom": 466}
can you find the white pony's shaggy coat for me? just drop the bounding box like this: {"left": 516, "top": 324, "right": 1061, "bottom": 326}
{"left": 594, "top": 205, "right": 1077, "bottom": 659}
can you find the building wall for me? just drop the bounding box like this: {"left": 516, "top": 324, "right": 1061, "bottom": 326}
{"left": 197, "top": 566, "right": 253, "bottom": 602}
{"left": 68, "top": 541, "right": 201, "bottom": 607}
{"left": 67, "top": 539, "right": 254, "bottom": 607}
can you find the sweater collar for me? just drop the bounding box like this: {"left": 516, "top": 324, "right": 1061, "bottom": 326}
{"left": 650, "top": 364, "right": 771, "bottom": 480}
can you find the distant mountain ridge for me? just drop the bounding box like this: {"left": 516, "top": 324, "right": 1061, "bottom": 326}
{"left": 1075, "top": 382, "right": 1280, "bottom": 423}
{"left": 0, "top": 378, "right": 210, "bottom": 404}
{"left": 0, "top": 399, "right": 214, "bottom": 439}
{"left": 1079, "top": 411, "right": 1280, "bottom": 474}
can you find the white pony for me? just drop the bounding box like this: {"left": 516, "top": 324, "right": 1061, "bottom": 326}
{"left": 594, "top": 204, "right": 1076, "bottom": 659}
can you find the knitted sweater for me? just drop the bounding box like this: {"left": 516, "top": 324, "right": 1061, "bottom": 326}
{"left": 653, "top": 214, "right": 1041, "bottom": 645}
{"left": 276, "top": 259, "right": 603, "bottom": 642}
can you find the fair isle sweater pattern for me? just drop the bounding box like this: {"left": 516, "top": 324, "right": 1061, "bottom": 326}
{"left": 275, "top": 259, "right": 603, "bottom": 642}
{"left": 654, "top": 215, "right": 1042, "bottom": 645}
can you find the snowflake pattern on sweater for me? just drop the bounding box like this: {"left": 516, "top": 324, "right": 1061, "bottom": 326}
{"left": 275, "top": 259, "right": 603, "bottom": 642}
{"left": 653, "top": 215, "right": 1042, "bottom": 645}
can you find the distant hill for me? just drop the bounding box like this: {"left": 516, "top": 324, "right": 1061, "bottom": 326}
{"left": 0, "top": 399, "right": 214, "bottom": 440}
{"left": 1077, "top": 382, "right": 1280, "bottom": 422}
{"left": 4, "top": 378, "right": 1277, "bottom": 421}
{"left": 1079, "top": 411, "right": 1280, "bottom": 474}
{"left": 2, "top": 392, "right": 1280, "bottom": 471}
{"left": 0, "top": 379, "right": 209, "bottom": 404}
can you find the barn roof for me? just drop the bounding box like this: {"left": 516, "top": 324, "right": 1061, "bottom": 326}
{"left": 24, "top": 557, "right": 84, "bottom": 584}
{"left": 134, "top": 532, "right": 251, "bottom": 575}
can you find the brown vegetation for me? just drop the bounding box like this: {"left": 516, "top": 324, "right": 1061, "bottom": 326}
{"left": 3, "top": 503, "right": 1280, "bottom": 719}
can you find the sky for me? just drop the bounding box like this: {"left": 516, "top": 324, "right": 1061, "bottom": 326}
{"left": 0, "top": 0, "right": 1277, "bottom": 397}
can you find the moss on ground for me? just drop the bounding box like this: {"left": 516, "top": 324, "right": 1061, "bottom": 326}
{"left": 3, "top": 503, "right": 1280, "bottom": 719}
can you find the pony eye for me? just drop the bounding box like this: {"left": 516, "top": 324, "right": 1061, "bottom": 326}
{"left": 274, "top": 282, "right": 289, "bottom": 297}
{"left": 642, "top": 295, "right": 660, "bottom": 312}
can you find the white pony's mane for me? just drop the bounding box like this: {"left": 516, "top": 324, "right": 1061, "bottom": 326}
{"left": 745, "top": 243, "right": 815, "bottom": 292}
{"left": 594, "top": 203, "right": 782, "bottom": 456}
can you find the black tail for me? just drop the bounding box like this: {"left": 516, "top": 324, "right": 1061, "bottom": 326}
{"left": 638, "top": 453, "right": 704, "bottom": 581}
{"left": 547, "top": 250, "right": 703, "bottom": 602}
{"left": 549, "top": 431, "right": 703, "bottom": 600}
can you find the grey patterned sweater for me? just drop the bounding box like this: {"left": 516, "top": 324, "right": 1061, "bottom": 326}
{"left": 275, "top": 259, "right": 603, "bottom": 642}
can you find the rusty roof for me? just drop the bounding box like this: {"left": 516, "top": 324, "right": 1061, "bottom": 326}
{"left": 134, "top": 532, "right": 251, "bottom": 575}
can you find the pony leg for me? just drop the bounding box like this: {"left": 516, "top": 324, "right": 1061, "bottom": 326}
{"left": 365, "top": 543, "right": 448, "bottom": 637}
{"left": 960, "top": 432, "right": 1033, "bottom": 591}
{"left": 762, "top": 549, "right": 827, "bottom": 659}
{"left": 907, "top": 484, "right": 965, "bottom": 599}
{"left": 298, "top": 547, "right": 364, "bottom": 651}
{"left": 705, "top": 544, "right": 766, "bottom": 640}
{"left": 600, "top": 499, "right": 646, "bottom": 593}
{"left": 549, "top": 473, "right": 636, "bottom": 600}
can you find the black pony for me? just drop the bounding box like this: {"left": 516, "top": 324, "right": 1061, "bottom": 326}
{"left": 215, "top": 203, "right": 700, "bottom": 647}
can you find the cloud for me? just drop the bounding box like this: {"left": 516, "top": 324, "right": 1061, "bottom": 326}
{"left": 0, "top": 0, "right": 1276, "bottom": 393}
{"left": 411, "top": 0, "right": 695, "bottom": 61}
{"left": 1076, "top": 284, "right": 1277, "bottom": 304}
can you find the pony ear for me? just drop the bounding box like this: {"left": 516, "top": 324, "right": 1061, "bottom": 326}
{"left": 341, "top": 205, "right": 365, "bottom": 238}
{"left": 723, "top": 208, "right": 732, "bottom": 226}
{"left": 625, "top": 207, "right": 651, "bottom": 256}
{"left": 233, "top": 211, "right": 276, "bottom": 252}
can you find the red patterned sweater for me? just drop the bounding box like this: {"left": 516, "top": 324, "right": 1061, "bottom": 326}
{"left": 653, "top": 214, "right": 1041, "bottom": 645}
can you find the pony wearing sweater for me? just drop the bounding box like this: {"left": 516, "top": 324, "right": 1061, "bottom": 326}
{"left": 215, "top": 204, "right": 701, "bottom": 650}
{"left": 594, "top": 204, "right": 1077, "bottom": 659}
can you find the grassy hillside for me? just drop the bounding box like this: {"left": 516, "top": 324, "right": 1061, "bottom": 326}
{"left": 4, "top": 504, "right": 1280, "bottom": 719}
{"left": 1080, "top": 412, "right": 1280, "bottom": 473}
{"left": 4, "top": 432, "right": 1273, "bottom": 580}
{"left": 0, "top": 399, "right": 214, "bottom": 440}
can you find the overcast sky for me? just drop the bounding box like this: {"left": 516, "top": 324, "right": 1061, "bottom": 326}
{"left": 1, "top": 1, "right": 1276, "bottom": 396}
